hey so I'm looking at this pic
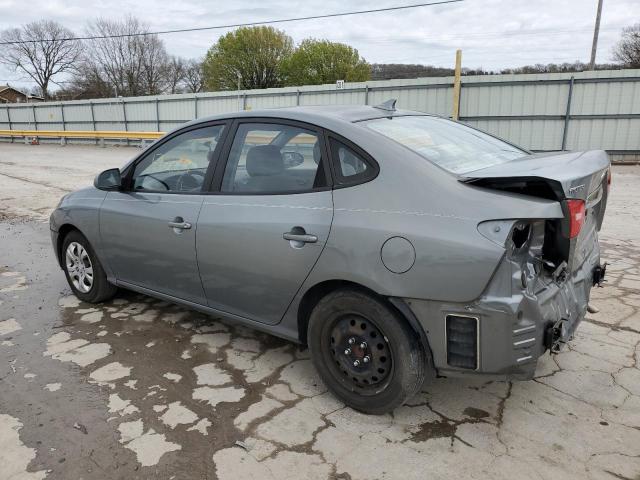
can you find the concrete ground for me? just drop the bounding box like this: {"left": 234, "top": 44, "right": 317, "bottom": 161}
{"left": 0, "top": 143, "right": 639, "bottom": 480}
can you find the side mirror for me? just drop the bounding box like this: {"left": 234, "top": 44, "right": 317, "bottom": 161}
{"left": 94, "top": 168, "right": 122, "bottom": 191}
{"left": 282, "top": 151, "right": 305, "bottom": 169}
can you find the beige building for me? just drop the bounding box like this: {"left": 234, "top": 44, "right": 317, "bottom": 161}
{"left": 0, "top": 85, "right": 44, "bottom": 103}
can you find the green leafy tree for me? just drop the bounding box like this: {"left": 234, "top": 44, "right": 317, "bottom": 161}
{"left": 283, "top": 39, "right": 370, "bottom": 86}
{"left": 203, "top": 26, "right": 293, "bottom": 91}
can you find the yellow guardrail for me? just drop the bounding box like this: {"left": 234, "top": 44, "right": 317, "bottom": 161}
{"left": 0, "top": 129, "right": 165, "bottom": 140}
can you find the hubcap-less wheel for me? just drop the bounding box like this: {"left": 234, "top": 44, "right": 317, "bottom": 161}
{"left": 329, "top": 314, "right": 393, "bottom": 392}
{"left": 65, "top": 242, "right": 94, "bottom": 293}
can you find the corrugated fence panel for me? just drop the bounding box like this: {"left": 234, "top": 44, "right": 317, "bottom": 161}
{"left": 567, "top": 118, "right": 640, "bottom": 151}
{"left": 571, "top": 79, "right": 640, "bottom": 115}
{"left": 323, "top": 90, "right": 365, "bottom": 105}
{"left": 125, "top": 100, "right": 155, "bottom": 123}
{"left": 1, "top": 69, "right": 638, "bottom": 156}
{"left": 465, "top": 119, "right": 565, "bottom": 151}
{"left": 368, "top": 86, "right": 452, "bottom": 115}
{"left": 6, "top": 106, "right": 35, "bottom": 125}
{"left": 0, "top": 107, "right": 9, "bottom": 128}
{"left": 92, "top": 102, "right": 126, "bottom": 131}
{"left": 34, "top": 104, "right": 63, "bottom": 128}
{"left": 462, "top": 83, "right": 568, "bottom": 116}
{"left": 160, "top": 98, "right": 195, "bottom": 123}
{"left": 197, "top": 96, "right": 241, "bottom": 117}
{"left": 162, "top": 122, "right": 187, "bottom": 131}
{"left": 249, "top": 93, "right": 297, "bottom": 110}
{"left": 63, "top": 104, "right": 92, "bottom": 126}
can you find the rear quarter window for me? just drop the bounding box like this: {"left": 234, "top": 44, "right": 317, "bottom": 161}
{"left": 329, "top": 137, "right": 378, "bottom": 186}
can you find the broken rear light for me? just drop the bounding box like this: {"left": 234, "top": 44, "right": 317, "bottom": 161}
{"left": 567, "top": 199, "right": 585, "bottom": 239}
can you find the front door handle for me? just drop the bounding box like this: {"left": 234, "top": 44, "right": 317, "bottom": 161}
{"left": 168, "top": 219, "right": 192, "bottom": 230}
{"left": 283, "top": 232, "right": 318, "bottom": 243}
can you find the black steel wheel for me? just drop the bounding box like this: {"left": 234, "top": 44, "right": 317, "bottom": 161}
{"left": 328, "top": 314, "right": 393, "bottom": 394}
{"left": 308, "top": 288, "right": 430, "bottom": 414}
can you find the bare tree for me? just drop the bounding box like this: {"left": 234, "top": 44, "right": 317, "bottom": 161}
{"left": 140, "top": 35, "right": 170, "bottom": 95}
{"left": 183, "top": 58, "right": 205, "bottom": 93}
{"left": 613, "top": 23, "right": 640, "bottom": 68}
{"left": 84, "top": 16, "right": 169, "bottom": 96}
{"left": 0, "top": 21, "right": 82, "bottom": 100}
{"left": 164, "top": 56, "right": 186, "bottom": 94}
{"left": 58, "top": 60, "right": 115, "bottom": 99}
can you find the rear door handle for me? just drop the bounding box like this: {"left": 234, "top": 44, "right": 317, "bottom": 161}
{"left": 283, "top": 232, "right": 318, "bottom": 243}
{"left": 168, "top": 220, "right": 192, "bottom": 230}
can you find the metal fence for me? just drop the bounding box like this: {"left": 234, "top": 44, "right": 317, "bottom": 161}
{"left": 1, "top": 69, "right": 639, "bottom": 160}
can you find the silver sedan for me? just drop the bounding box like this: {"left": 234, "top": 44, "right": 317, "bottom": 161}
{"left": 50, "top": 102, "right": 610, "bottom": 413}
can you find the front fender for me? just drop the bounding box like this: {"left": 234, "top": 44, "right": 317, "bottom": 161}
{"left": 49, "top": 187, "right": 111, "bottom": 278}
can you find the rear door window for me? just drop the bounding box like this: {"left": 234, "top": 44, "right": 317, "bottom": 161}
{"left": 221, "top": 123, "right": 326, "bottom": 194}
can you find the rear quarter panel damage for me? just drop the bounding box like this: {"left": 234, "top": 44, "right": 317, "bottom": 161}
{"left": 279, "top": 138, "right": 565, "bottom": 343}
{"left": 291, "top": 139, "right": 564, "bottom": 305}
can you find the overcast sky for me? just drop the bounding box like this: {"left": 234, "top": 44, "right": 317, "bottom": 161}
{"left": 1, "top": 0, "right": 638, "bottom": 91}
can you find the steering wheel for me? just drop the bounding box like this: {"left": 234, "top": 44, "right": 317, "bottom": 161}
{"left": 176, "top": 170, "right": 206, "bottom": 191}
{"left": 137, "top": 174, "right": 170, "bottom": 191}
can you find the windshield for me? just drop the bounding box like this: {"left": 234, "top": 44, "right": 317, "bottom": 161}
{"left": 364, "top": 116, "right": 527, "bottom": 174}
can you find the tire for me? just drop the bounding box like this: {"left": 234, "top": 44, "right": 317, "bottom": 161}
{"left": 61, "top": 230, "right": 117, "bottom": 303}
{"left": 307, "top": 288, "right": 428, "bottom": 414}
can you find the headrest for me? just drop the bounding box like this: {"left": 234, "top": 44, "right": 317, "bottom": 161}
{"left": 246, "top": 145, "right": 284, "bottom": 177}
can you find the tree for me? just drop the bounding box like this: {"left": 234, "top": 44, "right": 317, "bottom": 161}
{"left": 139, "top": 33, "right": 170, "bottom": 95}
{"left": 184, "top": 58, "right": 205, "bottom": 93}
{"left": 283, "top": 39, "right": 370, "bottom": 86}
{"left": 203, "top": 26, "right": 293, "bottom": 91}
{"left": 83, "top": 16, "right": 170, "bottom": 97}
{"left": 164, "top": 56, "right": 186, "bottom": 94}
{"left": 371, "top": 63, "right": 454, "bottom": 80}
{"left": 0, "top": 21, "right": 82, "bottom": 100}
{"left": 613, "top": 23, "right": 640, "bottom": 68}
{"left": 57, "top": 61, "right": 115, "bottom": 99}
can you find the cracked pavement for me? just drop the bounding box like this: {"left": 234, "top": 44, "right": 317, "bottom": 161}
{"left": 0, "top": 144, "right": 639, "bottom": 479}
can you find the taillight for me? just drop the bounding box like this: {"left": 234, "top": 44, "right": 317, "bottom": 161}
{"left": 567, "top": 199, "right": 585, "bottom": 239}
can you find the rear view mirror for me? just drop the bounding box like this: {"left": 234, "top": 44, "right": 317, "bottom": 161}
{"left": 94, "top": 168, "right": 122, "bottom": 191}
{"left": 282, "top": 151, "right": 304, "bottom": 168}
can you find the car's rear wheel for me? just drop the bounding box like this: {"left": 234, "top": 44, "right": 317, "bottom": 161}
{"left": 307, "top": 288, "right": 428, "bottom": 414}
{"left": 62, "top": 230, "right": 117, "bottom": 303}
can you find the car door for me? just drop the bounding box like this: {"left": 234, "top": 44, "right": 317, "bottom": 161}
{"left": 100, "top": 123, "right": 227, "bottom": 305}
{"left": 196, "top": 119, "right": 334, "bottom": 324}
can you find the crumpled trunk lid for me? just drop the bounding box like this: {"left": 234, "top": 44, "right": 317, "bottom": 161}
{"left": 461, "top": 150, "right": 609, "bottom": 199}
{"left": 461, "top": 150, "right": 611, "bottom": 272}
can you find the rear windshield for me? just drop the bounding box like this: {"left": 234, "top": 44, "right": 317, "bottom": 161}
{"left": 364, "top": 116, "right": 527, "bottom": 174}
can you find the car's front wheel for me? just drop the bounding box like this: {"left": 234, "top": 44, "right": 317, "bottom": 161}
{"left": 62, "top": 230, "right": 117, "bottom": 303}
{"left": 308, "top": 289, "right": 429, "bottom": 414}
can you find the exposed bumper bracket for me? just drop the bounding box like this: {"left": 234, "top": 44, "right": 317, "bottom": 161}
{"left": 592, "top": 262, "right": 607, "bottom": 287}
{"left": 545, "top": 318, "right": 570, "bottom": 354}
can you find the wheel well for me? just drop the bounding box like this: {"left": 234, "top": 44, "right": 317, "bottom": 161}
{"left": 296, "top": 280, "right": 427, "bottom": 346}
{"left": 56, "top": 224, "right": 80, "bottom": 267}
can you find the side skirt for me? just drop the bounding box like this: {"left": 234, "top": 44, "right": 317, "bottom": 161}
{"left": 115, "top": 280, "right": 300, "bottom": 343}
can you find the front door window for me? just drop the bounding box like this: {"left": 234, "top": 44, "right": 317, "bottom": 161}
{"left": 132, "top": 125, "right": 225, "bottom": 192}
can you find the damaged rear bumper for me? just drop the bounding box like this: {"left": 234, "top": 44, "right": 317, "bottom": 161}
{"left": 406, "top": 234, "right": 603, "bottom": 381}
{"left": 545, "top": 261, "right": 606, "bottom": 353}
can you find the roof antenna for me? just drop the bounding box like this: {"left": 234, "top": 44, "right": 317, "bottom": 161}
{"left": 373, "top": 99, "right": 397, "bottom": 112}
